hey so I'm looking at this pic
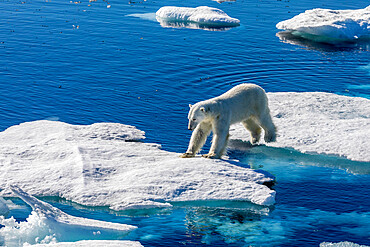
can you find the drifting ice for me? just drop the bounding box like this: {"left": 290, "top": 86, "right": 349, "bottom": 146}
{"left": 156, "top": 6, "right": 240, "bottom": 27}
{"left": 230, "top": 92, "right": 370, "bottom": 162}
{"left": 0, "top": 186, "right": 137, "bottom": 246}
{"left": 0, "top": 121, "right": 275, "bottom": 210}
{"left": 276, "top": 6, "right": 370, "bottom": 41}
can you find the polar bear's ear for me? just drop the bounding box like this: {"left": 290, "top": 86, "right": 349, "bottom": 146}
{"left": 189, "top": 104, "right": 193, "bottom": 108}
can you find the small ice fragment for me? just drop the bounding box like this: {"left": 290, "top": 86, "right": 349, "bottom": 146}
{"left": 156, "top": 6, "right": 240, "bottom": 27}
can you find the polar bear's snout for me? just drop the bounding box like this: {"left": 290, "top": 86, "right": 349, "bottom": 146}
{"left": 188, "top": 120, "right": 196, "bottom": 131}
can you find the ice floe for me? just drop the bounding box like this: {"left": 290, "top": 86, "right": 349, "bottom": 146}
{"left": 230, "top": 92, "right": 370, "bottom": 162}
{"left": 276, "top": 6, "right": 370, "bottom": 42}
{"left": 0, "top": 120, "right": 275, "bottom": 210}
{"left": 27, "top": 241, "right": 143, "bottom": 246}
{"left": 156, "top": 6, "right": 240, "bottom": 28}
{"left": 0, "top": 186, "right": 136, "bottom": 246}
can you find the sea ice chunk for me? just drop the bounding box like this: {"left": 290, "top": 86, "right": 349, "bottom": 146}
{"left": 156, "top": 6, "right": 240, "bottom": 27}
{"left": 276, "top": 6, "right": 370, "bottom": 42}
{"left": 10, "top": 186, "right": 136, "bottom": 232}
{"left": 230, "top": 92, "right": 370, "bottom": 162}
{"left": 0, "top": 186, "right": 137, "bottom": 246}
{"left": 0, "top": 120, "right": 275, "bottom": 210}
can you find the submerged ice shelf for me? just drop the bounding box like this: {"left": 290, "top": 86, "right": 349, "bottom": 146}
{"left": 230, "top": 92, "right": 370, "bottom": 162}
{"left": 0, "top": 121, "right": 275, "bottom": 210}
{"left": 276, "top": 5, "right": 370, "bottom": 42}
{"left": 156, "top": 6, "right": 240, "bottom": 27}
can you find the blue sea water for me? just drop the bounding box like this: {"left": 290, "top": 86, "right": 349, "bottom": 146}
{"left": 0, "top": 0, "right": 369, "bottom": 246}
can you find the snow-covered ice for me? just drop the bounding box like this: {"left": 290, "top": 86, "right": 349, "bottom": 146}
{"left": 156, "top": 6, "right": 240, "bottom": 27}
{"left": 230, "top": 92, "right": 370, "bottom": 162}
{"left": 0, "top": 186, "right": 137, "bottom": 246}
{"left": 10, "top": 186, "right": 136, "bottom": 232}
{"left": 276, "top": 6, "right": 370, "bottom": 42}
{"left": 0, "top": 120, "right": 275, "bottom": 210}
{"left": 27, "top": 240, "right": 143, "bottom": 247}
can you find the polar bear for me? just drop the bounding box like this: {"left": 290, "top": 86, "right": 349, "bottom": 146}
{"left": 180, "top": 83, "right": 276, "bottom": 159}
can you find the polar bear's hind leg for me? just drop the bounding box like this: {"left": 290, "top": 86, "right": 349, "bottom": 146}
{"left": 242, "top": 118, "right": 262, "bottom": 144}
{"left": 258, "top": 112, "right": 276, "bottom": 143}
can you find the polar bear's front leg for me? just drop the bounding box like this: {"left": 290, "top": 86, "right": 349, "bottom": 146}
{"left": 180, "top": 122, "right": 212, "bottom": 158}
{"left": 204, "top": 118, "right": 230, "bottom": 159}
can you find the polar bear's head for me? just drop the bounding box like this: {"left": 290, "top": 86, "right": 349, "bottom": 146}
{"left": 187, "top": 103, "right": 213, "bottom": 130}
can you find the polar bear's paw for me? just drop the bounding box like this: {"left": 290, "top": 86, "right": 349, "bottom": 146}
{"left": 264, "top": 132, "right": 276, "bottom": 143}
{"left": 179, "top": 152, "right": 195, "bottom": 158}
{"left": 202, "top": 153, "right": 220, "bottom": 159}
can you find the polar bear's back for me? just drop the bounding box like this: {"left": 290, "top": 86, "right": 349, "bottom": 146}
{"left": 216, "top": 83, "right": 269, "bottom": 123}
{"left": 218, "top": 83, "right": 265, "bottom": 98}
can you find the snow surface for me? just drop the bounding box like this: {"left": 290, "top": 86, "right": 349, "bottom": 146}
{"left": 276, "top": 6, "right": 370, "bottom": 41}
{"left": 230, "top": 92, "right": 370, "bottom": 162}
{"left": 320, "top": 242, "right": 370, "bottom": 247}
{"left": 0, "top": 186, "right": 137, "bottom": 246}
{"left": 0, "top": 120, "right": 275, "bottom": 210}
{"left": 156, "top": 6, "right": 240, "bottom": 27}
{"left": 27, "top": 241, "right": 143, "bottom": 247}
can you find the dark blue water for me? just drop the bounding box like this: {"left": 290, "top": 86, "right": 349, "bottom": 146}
{"left": 1, "top": 0, "right": 370, "bottom": 246}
